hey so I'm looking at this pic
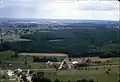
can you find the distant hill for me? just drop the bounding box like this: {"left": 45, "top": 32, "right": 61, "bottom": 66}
{"left": 0, "top": 19, "right": 119, "bottom": 29}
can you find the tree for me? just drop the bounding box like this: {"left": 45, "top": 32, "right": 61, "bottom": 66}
{"left": 54, "top": 79, "right": 60, "bottom": 82}
{"left": 31, "top": 72, "right": 51, "bottom": 82}
{"left": 39, "top": 77, "right": 51, "bottom": 82}
{"left": 90, "top": 36, "right": 95, "bottom": 44}
{"left": 0, "top": 43, "right": 9, "bottom": 51}
{"left": 13, "top": 51, "right": 19, "bottom": 58}
{"left": 24, "top": 60, "right": 27, "bottom": 65}
{"left": 0, "top": 60, "right": 2, "bottom": 64}
{"left": 77, "top": 80, "right": 81, "bottom": 82}
{"left": 0, "top": 39, "right": 4, "bottom": 43}
{"left": 21, "top": 74, "right": 27, "bottom": 82}
{"left": 80, "top": 79, "right": 87, "bottom": 82}
{"left": 37, "top": 72, "right": 44, "bottom": 78}
{"left": 31, "top": 74, "right": 38, "bottom": 82}
{"left": 88, "top": 79, "right": 94, "bottom": 82}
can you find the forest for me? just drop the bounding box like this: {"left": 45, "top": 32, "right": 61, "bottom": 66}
{"left": 1, "top": 28, "right": 120, "bottom": 58}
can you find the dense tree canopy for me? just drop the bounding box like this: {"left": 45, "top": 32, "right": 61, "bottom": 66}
{"left": 5, "top": 28, "right": 120, "bottom": 57}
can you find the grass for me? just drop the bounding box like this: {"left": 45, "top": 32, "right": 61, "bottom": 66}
{"left": 0, "top": 51, "right": 119, "bottom": 82}
{"left": 48, "top": 66, "right": 119, "bottom": 82}
{"left": 1, "top": 66, "right": 119, "bottom": 82}
{"left": 0, "top": 34, "right": 31, "bottom": 43}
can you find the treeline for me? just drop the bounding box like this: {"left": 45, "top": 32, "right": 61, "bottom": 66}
{"left": 32, "top": 78, "right": 99, "bottom": 82}
{"left": 1, "top": 28, "right": 120, "bottom": 57}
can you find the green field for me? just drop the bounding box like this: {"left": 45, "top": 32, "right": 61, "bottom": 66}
{"left": 1, "top": 66, "right": 119, "bottom": 82}
{"left": 0, "top": 51, "right": 119, "bottom": 82}
{"left": 48, "top": 67, "right": 119, "bottom": 82}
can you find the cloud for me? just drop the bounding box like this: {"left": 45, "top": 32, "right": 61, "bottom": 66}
{"left": 0, "top": 0, "right": 119, "bottom": 20}
{"left": 77, "top": 1, "right": 119, "bottom": 11}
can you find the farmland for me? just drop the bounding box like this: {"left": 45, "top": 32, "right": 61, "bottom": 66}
{"left": 0, "top": 51, "right": 119, "bottom": 82}
{"left": 0, "top": 21, "right": 119, "bottom": 82}
{"left": 49, "top": 66, "right": 119, "bottom": 82}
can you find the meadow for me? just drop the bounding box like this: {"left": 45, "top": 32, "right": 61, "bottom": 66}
{"left": 0, "top": 51, "right": 119, "bottom": 82}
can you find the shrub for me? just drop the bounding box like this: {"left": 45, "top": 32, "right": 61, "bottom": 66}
{"left": 54, "top": 79, "right": 60, "bottom": 82}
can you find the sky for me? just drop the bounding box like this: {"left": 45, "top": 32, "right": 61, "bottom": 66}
{"left": 0, "top": 0, "right": 119, "bottom": 21}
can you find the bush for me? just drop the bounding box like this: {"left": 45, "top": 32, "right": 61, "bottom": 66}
{"left": 54, "top": 79, "right": 60, "bottom": 82}
{"left": 88, "top": 79, "right": 94, "bottom": 82}
{"left": 76, "top": 79, "right": 97, "bottom": 82}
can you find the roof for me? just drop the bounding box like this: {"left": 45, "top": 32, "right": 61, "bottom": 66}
{"left": 18, "top": 53, "right": 68, "bottom": 57}
{"left": 72, "top": 61, "right": 78, "bottom": 64}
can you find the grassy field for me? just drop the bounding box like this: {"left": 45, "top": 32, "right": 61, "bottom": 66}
{"left": 0, "top": 51, "right": 119, "bottom": 82}
{"left": 48, "top": 66, "right": 119, "bottom": 82}
{"left": 1, "top": 66, "right": 119, "bottom": 82}
{"left": 0, "top": 34, "right": 31, "bottom": 43}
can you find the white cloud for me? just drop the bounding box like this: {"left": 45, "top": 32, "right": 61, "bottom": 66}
{"left": 77, "top": 1, "right": 119, "bottom": 11}
{"left": 0, "top": 0, "right": 119, "bottom": 20}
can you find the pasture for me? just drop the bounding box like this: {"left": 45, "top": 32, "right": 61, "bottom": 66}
{"left": 0, "top": 51, "right": 119, "bottom": 82}
{"left": 49, "top": 66, "right": 119, "bottom": 82}
{"left": 1, "top": 66, "right": 119, "bottom": 82}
